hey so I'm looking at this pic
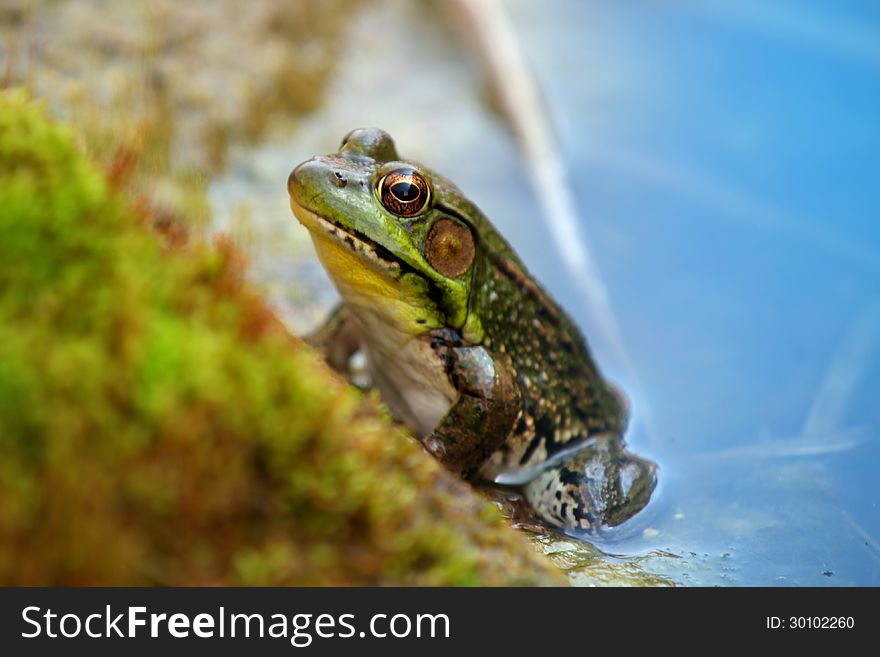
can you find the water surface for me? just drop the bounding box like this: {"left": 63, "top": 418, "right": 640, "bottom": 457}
{"left": 212, "top": 0, "right": 880, "bottom": 585}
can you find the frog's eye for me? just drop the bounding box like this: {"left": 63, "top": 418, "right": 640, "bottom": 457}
{"left": 425, "top": 218, "right": 475, "bottom": 278}
{"left": 378, "top": 168, "right": 431, "bottom": 217}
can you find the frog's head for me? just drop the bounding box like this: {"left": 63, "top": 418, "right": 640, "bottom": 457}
{"left": 288, "top": 128, "right": 483, "bottom": 340}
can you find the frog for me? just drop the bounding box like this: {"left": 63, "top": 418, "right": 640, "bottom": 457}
{"left": 287, "top": 127, "right": 657, "bottom": 535}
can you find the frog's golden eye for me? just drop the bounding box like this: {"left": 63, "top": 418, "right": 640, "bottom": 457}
{"left": 425, "top": 218, "right": 475, "bottom": 278}
{"left": 378, "top": 168, "right": 430, "bottom": 217}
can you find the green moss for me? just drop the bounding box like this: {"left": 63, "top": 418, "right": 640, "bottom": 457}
{"left": 0, "top": 90, "right": 565, "bottom": 586}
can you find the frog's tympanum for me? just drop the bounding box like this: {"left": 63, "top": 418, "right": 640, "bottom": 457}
{"left": 288, "top": 128, "right": 657, "bottom": 535}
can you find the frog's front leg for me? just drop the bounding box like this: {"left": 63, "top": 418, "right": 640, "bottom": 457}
{"left": 305, "top": 303, "right": 362, "bottom": 379}
{"left": 523, "top": 437, "right": 657, "bottom": 533}
{"left": 421, "top": 329, "right": 521, "bottom": 480}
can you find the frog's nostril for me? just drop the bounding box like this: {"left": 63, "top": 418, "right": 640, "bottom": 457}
{"left": 333, "top": 170, "right": 347, "bottom": 188}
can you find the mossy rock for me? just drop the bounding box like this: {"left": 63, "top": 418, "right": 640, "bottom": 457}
{"left": 0, "top": 90, "right": 565, "bottom": 586}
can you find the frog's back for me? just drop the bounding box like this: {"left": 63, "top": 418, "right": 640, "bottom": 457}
{"left": 446, "top": 196, "right": 627, "bottom": 478}
{"left": 450, "top": 207, "right": 655, "bottom": 529}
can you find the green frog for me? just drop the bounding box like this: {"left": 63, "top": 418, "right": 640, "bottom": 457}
{"left": 288, "top": 128, "right": 656, "bottom": 534}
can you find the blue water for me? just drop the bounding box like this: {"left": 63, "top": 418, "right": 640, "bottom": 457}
{"left": 503, "top": 0, "right": 880, "bottom": 585}
{"left": 214, "top": 0, "right": 879, "bottom": 585}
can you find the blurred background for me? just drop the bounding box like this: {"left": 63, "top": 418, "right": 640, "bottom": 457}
{"left": 3, "top": 0, "right": 878, "bottom": 586}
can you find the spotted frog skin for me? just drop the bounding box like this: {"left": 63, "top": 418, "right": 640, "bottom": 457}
{"left": 288, "top": 128, "right": 656, "bottom": 534}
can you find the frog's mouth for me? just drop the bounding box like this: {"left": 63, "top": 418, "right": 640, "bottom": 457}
{"left": 291, "top": 200, "right": 445, "bottom": 334}
{"left": 290, "top": 201, "right": 406, "bottom": 278}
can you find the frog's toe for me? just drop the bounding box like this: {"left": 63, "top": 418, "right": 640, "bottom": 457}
{"left": 522, "top": 439, "right": 657, "bottom": 533}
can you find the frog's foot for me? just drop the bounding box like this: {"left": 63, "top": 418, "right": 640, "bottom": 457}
{"left": 522, "top": 437, "right": 657, "bottom": 534}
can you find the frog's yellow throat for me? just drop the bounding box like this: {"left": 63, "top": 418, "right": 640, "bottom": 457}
{"left": 291, "top": 202, "right": 438, "bottom": 334}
